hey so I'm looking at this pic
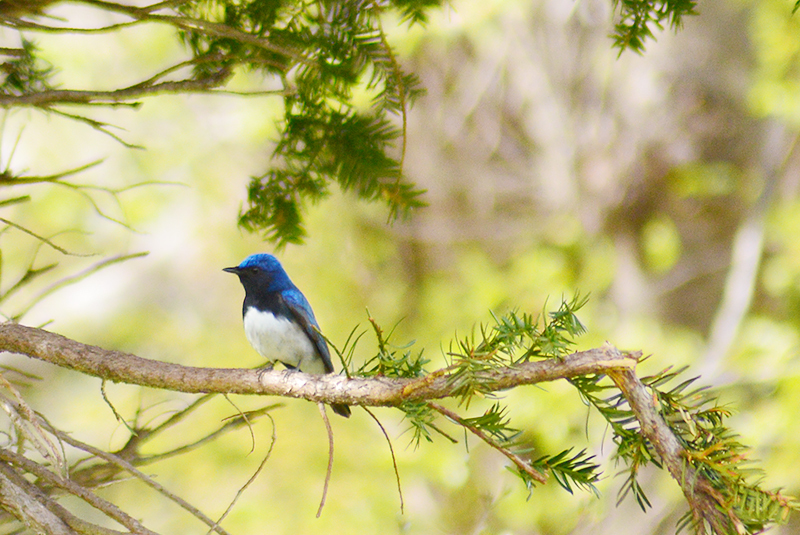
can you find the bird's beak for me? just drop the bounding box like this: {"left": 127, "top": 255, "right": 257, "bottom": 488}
{"left": 223, "top": 266, "right": 240, "bottom": 274}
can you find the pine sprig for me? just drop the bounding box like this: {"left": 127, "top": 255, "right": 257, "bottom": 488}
{"left": 0, "top": 39, "right": 54, "bottom": 97}
{"left": 581, "top": 364, "right": 797, "bottom": 533}
{"left": 0, "top": 0, "right": 709, "bottom": 247}
{"left": 350, "top": 313, "right": 437, "bottom": 447}
{"left": 361, "top": 297, "right": 603, "bottom": 494}
{"left": 611, "top": 0, "right": 699, "bottom": 53}
{"left": 529, "top": 448, "right": 601, "bottom": 496}
{"left": 169, "top": 0, "right": 437, "bottom": 245}
{"left": 224, "top": 0, "right": 434, "bottom": 245}
{"left": 351, "top": 298, "right": 795, "bottom": 533}
{"left": 399, "top": 400, "right": 437, "bottom": 446}
{"left": 457, "top": 402, "right": 516, "bottom": 443}
{"left": 445, "top": 293, "right": 589, "bottom": 407}
{"left": 357, "top": 314, "right": 429, "bottom": 379}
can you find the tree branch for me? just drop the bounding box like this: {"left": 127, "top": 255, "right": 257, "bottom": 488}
{"left": 0, "top": 461, "right": 76, "bottom": 535}
{"left": 607, "top": 368, "right": 739, "bottom": 535}
{"left": 0, "top": 322, "right": 780, "bottom": 532}
{"left": 0, "top": 448, "right": 157, "bottom": 534}
{"left": 0, "top": 323, "right": 635, "bottom": 406}
{"left": 0, "top": 68, "right": 232, "bottom": 107}
{"left": 428, "top": 402, "right": 548, "bottom": 484}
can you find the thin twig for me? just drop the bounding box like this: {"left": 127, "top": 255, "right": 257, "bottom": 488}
{"left": 222, "top": 394, "right": 256, "bottom": 453}
{"left": 0, "top": 447, "right": 158, "bottom": 535}
{"left": 363, "top": 406, "right": 404, "bottom": 514}
{"left": 100, "top": 379, "right": 137, "bottom": 435}
{"left": 0, "top": 159, "right": 104, "bottom": 185}
{"left": 80, "top": 0, "right": 303, "bottom": 59}
{"left": 316, "top": 402, "right": 334, "bottom": 518}
{"left": 143, "top": 393, "right": 216, "bottom": 437}
{"left": 49, "top": 180, "right": 140, "bottom": 231}
{"left": 3, "top": 71, "right": 231, "bottom": 108}
{"left": 47, "top": 109, "right": 145, "bottom": 148}
{"left": 38, "top": 424, "right": 233, "bottom": 535}
{"left": 209, "top": 412, "right": 276, "bottom": 534}
{"left": 0, "top": 218, "right": 93, "bottom": 256}
{"left": 13, "top": 252, "right": 149, "bottom": 320}
{"left": 0, "top": 16, "right": 145, "bottom": 34}
{"left": 141, "top": 404, "right": 281, "bottom": 465}
{"left": 427, "top": 402, "right": 548, "bottom": 484}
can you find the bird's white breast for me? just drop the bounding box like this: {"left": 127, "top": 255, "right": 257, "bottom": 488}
{"left": 243, "top": 307, "right": 324, "bottom": 373}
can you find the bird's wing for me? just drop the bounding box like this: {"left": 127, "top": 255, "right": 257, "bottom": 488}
{"left": 280, "top": 289, "right": 335, "bottom": 374}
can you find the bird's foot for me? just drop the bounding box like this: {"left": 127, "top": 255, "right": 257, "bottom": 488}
{"left": 254, "top": 362, "right": 275, "bottom": 382}
{"left": 280, "top": 364, "right": 299, "bottom": 378}
{"left": 252, "top": 361, "right": 275, "bottom": 371}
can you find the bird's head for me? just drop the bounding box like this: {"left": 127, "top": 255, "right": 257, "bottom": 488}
{"left": 223, "top": 253, "right": 293, "bottom": 292}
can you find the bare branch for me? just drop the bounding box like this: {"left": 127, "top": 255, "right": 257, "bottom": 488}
{"left": 138, "top": 403, "right": 279, "bottom": 465}
{"left": 41, "top": 423, "right": 233, "bottom": 535}
{"left": 12, "top": 253, "right": 148, "bottom": 320}
{"left": 0, "top": 69, "right": 232, "bottom": 108}
{"left": 362, "top": 406, "right": 404, "bottom": 513}
{"left": 0, "top": 159, "right": 104, "bottom": 186}
{"left": 315, "top": 402, "right": 334, "bottom": 518}
{"left": 0, "top": 462, "right": 75, "bottom": 535}
{"left": 5, "top": 0, "right": 302, "bottom": 60}
{"left": 208, "top": 412, "right": 275, "bottom": 534}
{"left": 0, "top": 458, "right": 133, "bottom": 534}
{"left": 0, "top": 323, "right": 636, "bottom": 406}
{"left": 0, "top": 448, "right": 158, "bottom": 534}
{"left": 70, "top": 0, "right": 302, "bottom": 59}
{"left": 0, "top": 218, "right": 93, "bottom": 256}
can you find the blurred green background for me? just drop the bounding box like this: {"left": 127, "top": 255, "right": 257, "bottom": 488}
{"left": 3, "top": 0, "right": 800, "bottom": 533}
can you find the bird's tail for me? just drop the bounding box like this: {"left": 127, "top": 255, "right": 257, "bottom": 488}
{"left": 331, "top": 403, "right": 351, "bottom": 418}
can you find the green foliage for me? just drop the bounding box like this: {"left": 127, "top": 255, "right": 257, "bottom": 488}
{"left": 351, "top": 297, "right": 796, "bottom": 534}
{"left": 352, "top": 297, "right": 603, "bottom": 495}
{"left": 1, "top": 0, "right": 799, "bottom": 533}
{"left": 611, "top": 0, "right": 698, "bottom": 53}
{"left": 446, "top": 294, "right": 587, "bottom": 406}
{"left": 239, "top": 108, "right": 426, "bottom": 245}
{"left": 571, "top": 365, "right": 797, "bottom": 534}
{"left": 569, "top": 372, "right": 654, "bottom": 507}
{"left": 0, "top": 39, "right": 53, "bottom": 96}
{"left": 529, "top": 448, "right": 600, "bottom": 496}
{"left": 398, "top": 399, "right": 438, "bottom": 446}
{"left": 177, "top": 0, "right": 435, "bottom": 245}
{"left": 437, "top": 298, "right": 602, "bottom": 496}
{"left": 0, "top": 0, "right": 721, "bottom": 248}
{"left": 350, "top": 314, "right": 439, "bottom": 446}
{"left": 357, "top": 314, "right": 429, "bottom": 379}
{"left": 1, "top": 0, "right": 435, "bottom": 248}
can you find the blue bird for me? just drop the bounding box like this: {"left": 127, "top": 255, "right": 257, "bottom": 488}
{"left": 224, "top": 254, "right": 351, "bottom": 418}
